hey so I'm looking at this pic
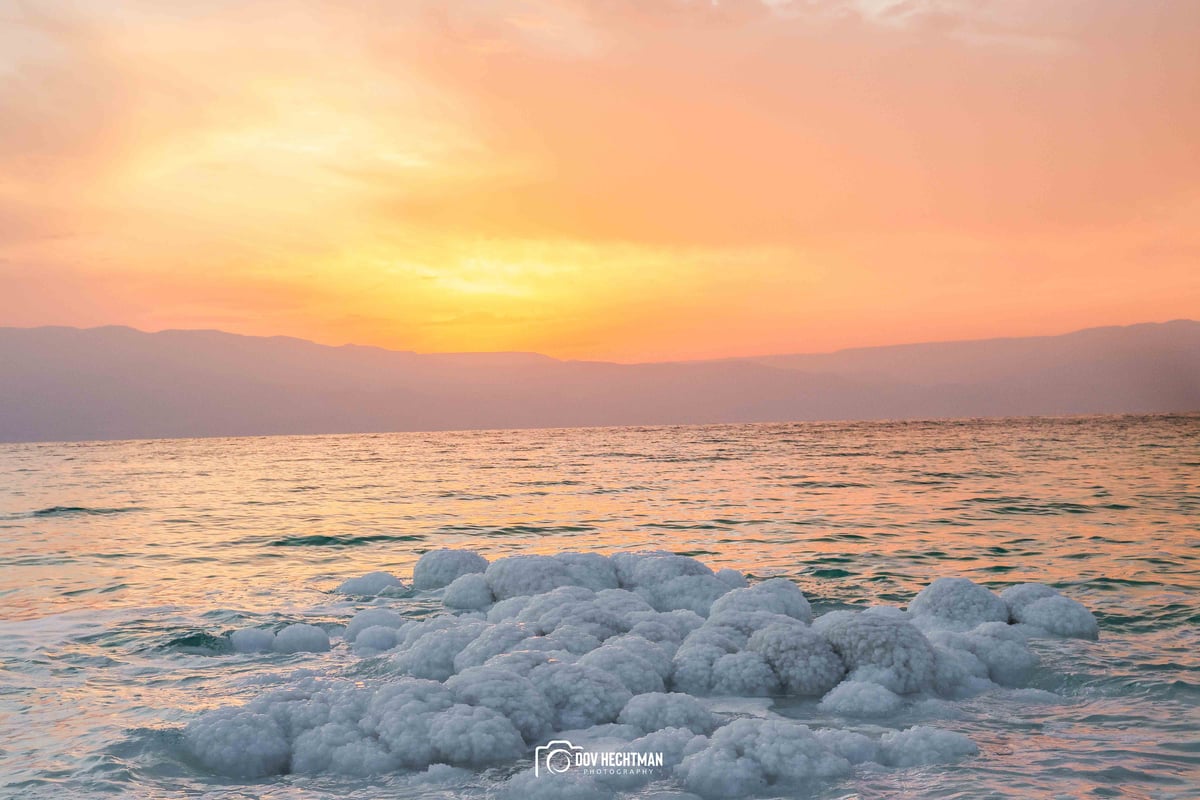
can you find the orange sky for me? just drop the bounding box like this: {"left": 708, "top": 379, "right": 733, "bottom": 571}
{"left": 1, "top": 1, "right": 1197, "bottom": 362}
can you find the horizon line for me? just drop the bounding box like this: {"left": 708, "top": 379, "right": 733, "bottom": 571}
{"left": 5, "top": 410, "right": 1197, "bottom": 449}
{"left": 4, "top": 317, "right": 1196, "bottom": 367}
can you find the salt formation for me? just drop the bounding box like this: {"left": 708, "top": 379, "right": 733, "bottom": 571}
{"left": 878, "top": 725, "right": 979, "bottom": 766}
{"left": 908, "top": 577, "right": 1009, "bottom": 630}
{"left": 617, "top": 692, "right": 717, "bottom": 735}
{"left": 443, "top": 573, "right": 493, "bottom": 609}
{"left": 343, "top": 608, "right": 404, "bottom": 643}
{"left": 188, "top": 550, "right": 1099, "bottom": 798}
{"left": 817, "top": 680, "right": 903, "bottom": 717}
{"left": 334, "top": 571, "right": 405, "bottom": 596}
{"left": 270, "top": 623, "right": 329, "bottom": 654}
{"left": 230, "top": 627, "right": 275, "bottom": 654}
{"left": 676, "top": 718, "right": 858, "bottom": 797}
{"left": 1002, "top": 583, "right": 1100, "bottom": 639}
{"left": 412, "top": 549, "right": 489, "bottom": 590}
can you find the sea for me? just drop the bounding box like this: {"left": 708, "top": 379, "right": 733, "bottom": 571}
{"left": 1, "top": 414, "right": 1197, "bottom": 798}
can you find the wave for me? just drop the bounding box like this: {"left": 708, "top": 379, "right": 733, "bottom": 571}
{"left": 787, "top": 480, "right": 871, "bottom": 489}
{"left": 514, "top": 479, "right": 586, "bottom": 487}
{"left": 434, "top": 523, "right": 598, "bottom": 537}
{"left": 956, "top": 496, "right": 1121, "bottom": 516}
{"left": 268, "top": 533, "right": 426, "bottom": 547}
{"left": 161, "top": 631, "right": 234, "bottom": 655}
{"left": 5, "top": 505, "right": 146, "bottom": 520}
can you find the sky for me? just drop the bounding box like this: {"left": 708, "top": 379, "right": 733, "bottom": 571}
{"left": 1, "top": 0, "right": 1197, "bottom": 362}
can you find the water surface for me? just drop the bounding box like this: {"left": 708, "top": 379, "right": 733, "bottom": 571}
{"left": 1, "top": 415, "right": 1197, "bottom": 797}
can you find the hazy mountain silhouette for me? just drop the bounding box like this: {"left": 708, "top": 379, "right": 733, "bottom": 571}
{"left": 0, "top": 321, "right": 1197, "bottom": 442}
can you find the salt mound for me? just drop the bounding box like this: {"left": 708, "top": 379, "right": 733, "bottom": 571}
{"left": 999, "top": 582, "right": 1060, "bottom": 615}
{"left": 556, "top": 552, "right": 620, "bottom": 590}
{"left": 908, "top": 577, "right": 1008, "bottom": 630}
{"left": 413, "top": 549, "right": 489, "bottom": 591}
{"left": 185, "top": 707, "right": 290, "bottom": 778}
{"left": 428, "top": 704, "right": 525, "bottom": 766}
{"left": 444, "top": 573, "right": 494, "bottom": 610}
{"left": 818, "top": 680, "right": 903, "bottom": 716}
{"left": 181, "top": 548, "right": 1100, "bottom": 797}
{"left": 1001, "top": 583, "right": 1099, "bottom": 639}
{"left": 715, "top": 568, "right": 749, "bottom": 589}
{"left": 486, "top": 555, "right": 575, "bottom": 599}
{"left": 272, "top": 623, "right": 330, "bottom": 654}
{"left": 446, "top": 666, "right": 554, "bottom": 741}
{"left": 531, "top": 662, "right": 632, "bottom": 729}
{"left": 709, "top": 579, "right": 812, "bottom": 624}
{"left": 618, "top": 692, "right": 716, "bottom": 735}
{"left": 230, "top": 627, "right": 275, "bottom": 653}
{"left": 928, "top": 622, "right": 1039, "bottom": 687}
{"left": 815, "top": 610, "right": 935, "bottom": 694}
{"left": 676, "top": 718, "right": 852, "bottom": 799}
{"left": 1017, "top": 595, "right": 1100, "bottom": 639}
{"left": 746, "top": 623, "right": 844, "bottom": 695}
{"left": 392, "top": 619, "right": 488, "bottom": 680}
{"left": 879, "top": 725, "right": 978, "bottom": 766}
{"left": 353, "top": 625, "right": 399, "bottom": 653}
{"left": 345, "top": 608, "right": 405, "bottom": 643}
{"left": 335, "top": 571, "right": 405, "bottom": 596}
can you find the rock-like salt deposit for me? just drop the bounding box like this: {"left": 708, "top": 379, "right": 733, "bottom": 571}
{"left": 413, "top": 549, "right": 489, "bottom": 591}
{"left": 186, "top": 549, "right": 1099, "bottom": 798}
{"left": 908, "top": 577, "right": 1009, "bottom": 630}
{"left": 818, "top": 680, "right": 903, "bottom": 716}
{"left": 344, "top": 607, "right": 405, "bottom": 643}
{"left": 618, "top": 692, "right": 717, "bottom": 735}
{"left": 1001, "top": 583, "right": 1100, "bottom": 639}
{"left": 443, "top": 572, "right": 494, "bottom": 609}
{"left": 230, "top": 627, "right": 275, "bottom": 653}
{"left": 270, "top": 623, "right": 330, "bottom": 654}
{"left": 335, "top": 571, "right": 405, "bottom": 596}
{"left": 879, "top": 725, "right": 979, "bottom": 766}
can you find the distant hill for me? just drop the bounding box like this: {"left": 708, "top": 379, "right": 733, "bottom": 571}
{"left": 0, "top": 321, "right": 1197, "bottom": 442}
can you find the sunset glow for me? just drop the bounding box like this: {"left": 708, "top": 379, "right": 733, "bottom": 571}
{"left": 2, "top": 1, "right": 1197, "bottom": 361}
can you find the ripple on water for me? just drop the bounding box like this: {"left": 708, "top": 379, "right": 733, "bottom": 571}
{"left": 2, "top": 506, "right": 146, "bottom": 520}
{"left": 265, "top": 534, "right": 427, "bottom": 547}
{"left": 0, "top": 414, "right": 1196, "bottom": 799}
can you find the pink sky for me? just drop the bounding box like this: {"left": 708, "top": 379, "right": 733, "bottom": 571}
{"left": 1, "top": 1, "right": 1197, "bottom": 361}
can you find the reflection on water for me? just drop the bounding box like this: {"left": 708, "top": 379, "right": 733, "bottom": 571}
{"left": 0, "top": 414, "right": 1197, "bottom": 797}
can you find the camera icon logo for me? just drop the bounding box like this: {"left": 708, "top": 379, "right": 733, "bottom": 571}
{"left": 534, "top": 739, "right": 584, "bottom": 777}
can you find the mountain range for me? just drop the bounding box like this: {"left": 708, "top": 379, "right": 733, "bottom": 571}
{"left": 1, "top": 321, "right": 1197, "bottom": 442}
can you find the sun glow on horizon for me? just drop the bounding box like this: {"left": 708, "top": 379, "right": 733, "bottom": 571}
{"left": 1, "top": 1, "right": 1197, "bottom": 361}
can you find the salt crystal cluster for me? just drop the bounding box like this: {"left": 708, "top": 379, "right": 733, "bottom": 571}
{"left": 197, "top": 548, "right": 1098, "bottom": 798}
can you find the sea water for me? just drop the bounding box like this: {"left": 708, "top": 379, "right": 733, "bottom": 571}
{"left": 0, "top": 415, "right": 1197, "bottom": 798}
